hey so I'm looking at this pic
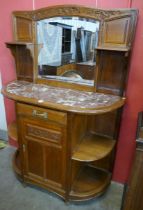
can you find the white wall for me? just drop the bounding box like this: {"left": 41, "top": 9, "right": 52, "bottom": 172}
{"left": 0, "top": 71, "right": 7, "bottom": 131}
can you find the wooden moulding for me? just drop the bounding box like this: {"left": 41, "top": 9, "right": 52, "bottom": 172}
{"left": 72, "top": 133, "right": 115, "bottom": 162}
{"left": 8, "top": 121, "right": 18, "bottom": 142}
{"left": 70, "top": 165, "right": 111, "bottom": 201}
{"left": 96, "top": 46, "right": 130, "bottom": 52}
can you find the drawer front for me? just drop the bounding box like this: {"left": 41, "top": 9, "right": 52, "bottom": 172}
{"left": 17, "top": 103, "right": 67, "bottom": 125}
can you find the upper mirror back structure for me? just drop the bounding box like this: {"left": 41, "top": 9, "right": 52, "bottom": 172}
{"left": 6, "top": 5, "right": 138, "bottom": 94}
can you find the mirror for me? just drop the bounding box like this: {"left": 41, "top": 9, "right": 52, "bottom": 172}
{"left": 37, "top": 17, "right": 100, "bottom": 86}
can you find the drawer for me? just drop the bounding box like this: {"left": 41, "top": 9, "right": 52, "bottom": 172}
{"left": 17, "top": 103, "right": 67, "bottom": 125}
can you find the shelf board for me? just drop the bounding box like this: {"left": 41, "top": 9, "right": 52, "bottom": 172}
{"left": 70, "top": 165, "right": 111, "bottom": 201}
{"left": 8, "top": 121, "right": 18, "bottom": 141}
{"left": 72, "top": 133, "right": 115, "bottom": 162}
{"left": 6, "top": 42, "right": 33, "bottom": 45}
{"left": 96, "top": 46, "right": 130, "bottom": 52}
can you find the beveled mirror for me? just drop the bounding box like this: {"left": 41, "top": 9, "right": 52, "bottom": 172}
{"left": 37, "top": 17, "right": 99, "bottom": 87}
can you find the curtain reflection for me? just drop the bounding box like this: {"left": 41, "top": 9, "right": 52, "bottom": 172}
{"left": 37, "top": 22, "right": 62, "bottom": 66}
{"left": 76, "top": 27, "right": 98, "bottom": 62}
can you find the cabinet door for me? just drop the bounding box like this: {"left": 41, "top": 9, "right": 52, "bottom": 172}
{"left": 17, "top": 103, "right": 67, "bottom": 192}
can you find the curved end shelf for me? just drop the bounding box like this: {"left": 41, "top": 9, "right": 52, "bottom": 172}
{"left": 72, "top": 133, "right": 115, "bottom": 162}
{"left": 8, "top": 121, "right": 18, "bottom": 142}
{"left": 70, "top": 165, "right": 111, "bottom": 201}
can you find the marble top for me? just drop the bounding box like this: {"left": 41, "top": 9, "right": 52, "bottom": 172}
{"left": 4, "top": 81, "right": 125, "bottom": 113}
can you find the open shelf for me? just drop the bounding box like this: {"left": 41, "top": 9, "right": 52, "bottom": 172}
{"left": 70, "top": 165, "right": 111, "bottom": 201}
{"left": 8, "top": 121, "right": 18, "bottom": 141}
{"left": 72, "top": 133, "right": 115, "bottom": 162}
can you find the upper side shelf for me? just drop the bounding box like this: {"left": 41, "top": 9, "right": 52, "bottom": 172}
{"left": 6, "top": 42, "right": 34, "bottom": 82}
{"left": 2, "top": 80, "right": 125, "bottom": 114}
{"left": 6, "top": 42, "right": 33, "bottom": 45}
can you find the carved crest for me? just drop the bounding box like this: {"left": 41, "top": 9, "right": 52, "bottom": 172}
{"left": 13, "top": 5, "right": 137, "bottom": 21}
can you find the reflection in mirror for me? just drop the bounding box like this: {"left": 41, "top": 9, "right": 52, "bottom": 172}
{"left": 37, "top": 17, "right": 99, "bottom": 86}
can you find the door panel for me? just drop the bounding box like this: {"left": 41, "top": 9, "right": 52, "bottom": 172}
{"left": 26, "top": 140, "right": 44, "bottom": 178}
{"left": 45, "top": 146, "right": 64, "bottom": 187}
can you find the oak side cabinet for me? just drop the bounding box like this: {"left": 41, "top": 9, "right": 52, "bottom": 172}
{"left": 2, "top": 4, "right": 138, "bottom": 203}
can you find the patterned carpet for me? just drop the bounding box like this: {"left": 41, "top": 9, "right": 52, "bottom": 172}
{"left": 0, "top": 140, "right": 7, "bottom": 149}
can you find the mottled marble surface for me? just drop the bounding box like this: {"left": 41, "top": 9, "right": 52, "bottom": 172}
{"left": 5, "top": 81, "right": 124, "bottom": 112}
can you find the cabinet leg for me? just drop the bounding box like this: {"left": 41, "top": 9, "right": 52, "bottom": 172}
{"left": 65, "top": 199, "right": 70, "bottom": 205}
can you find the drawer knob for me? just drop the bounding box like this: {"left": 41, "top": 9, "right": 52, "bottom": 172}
{"left": 32, "top": 110, "right": 48, "bottom": 119}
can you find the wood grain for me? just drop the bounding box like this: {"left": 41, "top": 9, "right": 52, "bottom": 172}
{"left": 72, "top": 133, "right": 115, "bottom": 162}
